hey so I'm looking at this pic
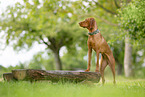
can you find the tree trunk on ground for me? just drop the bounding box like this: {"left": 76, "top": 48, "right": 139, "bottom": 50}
{"left": 3, "top": 73, "right": 14, "bottom": 81}
{"left": 124, "top": 36, "right": 133, "bottom": 77}
{"left": 53, "top": 50, "right": 62, "bottom": 70}
{"left": 4, "top": 69, "right": 101, "bottom": 83}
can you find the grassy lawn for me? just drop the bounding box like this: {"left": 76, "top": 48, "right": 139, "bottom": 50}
{"left": 0, "top": 78, "right": 145, "bottom": 97}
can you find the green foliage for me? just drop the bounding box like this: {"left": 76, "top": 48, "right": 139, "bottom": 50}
{"left": 0, "top": 80, "right": 145, "bottom": 97}
{"left": 62, "top": 48, "right": 87, "bottom": 70}
{"left": 28, "top": 52, "right": 55, "bottom": 70}
{"left": 0, "top": 0, "right": 84, "bottom": 51}
{"left": 119, "top": 0, "right": 145, "bottom": 40}
{"left": 0, "top": 0, "right": 89, "bottom": 70}
{"left": 117, "top": 0, "right": 145, "bottom": 76}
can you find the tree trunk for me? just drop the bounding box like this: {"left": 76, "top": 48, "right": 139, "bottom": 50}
{"left": 53, "top": 50, "right": 62, "bottom": 70}
{"left": 117, "top": 63, "right": 123, "bottom": 75}
{"left": 124, "top": 36, "right": 133, "bottom": 77}
{"left": 40, "top": 36, "right": 63, "bottom": 70}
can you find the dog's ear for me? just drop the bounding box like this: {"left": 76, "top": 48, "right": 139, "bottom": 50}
{"left": 89, "top": 18, "right": 95, "bottom": 30}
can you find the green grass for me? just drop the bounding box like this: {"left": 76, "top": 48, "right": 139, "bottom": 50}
{"left": 0, "top": 78, "right": 145, "bottom": 97}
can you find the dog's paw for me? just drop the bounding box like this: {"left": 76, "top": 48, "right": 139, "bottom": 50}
{"left": 85, "top": 69, "right": 90, "bottom": 72}
{"left": 95, "top": 70, "right": 99, "bottom": 72}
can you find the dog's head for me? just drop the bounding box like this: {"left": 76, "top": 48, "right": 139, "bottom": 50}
{"left": 79, "top": 18, "right": 96, "bottom": 30}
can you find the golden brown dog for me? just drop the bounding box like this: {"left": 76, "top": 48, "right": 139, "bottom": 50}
{"left": 79, "top": 18, "right": 116, "bottom": 84}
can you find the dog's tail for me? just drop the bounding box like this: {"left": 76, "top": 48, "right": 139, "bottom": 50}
{"left": 105, "top": 53, "right": 116, "bottom": 84}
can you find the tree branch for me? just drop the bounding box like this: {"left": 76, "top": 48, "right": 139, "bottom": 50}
{"left": 126, "top": 0, "right": 131, "bottom": 4}
{"left": 96, "top": 16, "right": 119, "bottom": 26}
{"left": 48, "top": 37, "right": 56, "bottom": 50}
{"left": 114, "top": 0, "right": 121, "bottom": 8}
{"left": 40, "top": 36, "right": 58, "bottom": 52}
{"left": 48, "top": 37, "right": 61, "bottom": 52}
{"left": 58, "top": 39, "right": 64, "bottom": 48}
{"left": 40, "top": 35, "right": 63, "bottom": 52}
{"left": 39, "top": 36, "right": 50, "bottom": 48}
{"left": 94, "top": 1, "right": 117, "bottom": 15}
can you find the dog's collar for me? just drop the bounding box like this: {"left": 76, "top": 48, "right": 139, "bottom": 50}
{"left": 88, "top": 29, "right": 100, "bottom": 35}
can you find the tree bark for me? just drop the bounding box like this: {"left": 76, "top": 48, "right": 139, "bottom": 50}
{"left": 124, "top": 36, "right": 133, "bottom": 77}
{"left": 53, "top": 50, "right": 62, "bottom": 70}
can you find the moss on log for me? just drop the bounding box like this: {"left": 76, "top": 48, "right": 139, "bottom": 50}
{"left": 4, "top": 69, "right": 101, "bottom": 83}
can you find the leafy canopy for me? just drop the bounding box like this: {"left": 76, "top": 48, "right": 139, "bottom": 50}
{"left": 119, "top": 0, "right": 145, "bottom": 40}
{"left": 0, "top": 0, "right": 85, "bottom": 52}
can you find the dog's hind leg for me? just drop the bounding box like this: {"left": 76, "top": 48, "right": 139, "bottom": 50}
{"left": 108, "top": 62, "right": 116, "bottom": 84}
{"left": 107, "top": 54, "right": 116, "bottom": 84}
{"left": 100, "top": 55, "right": 108, "bottom": 84}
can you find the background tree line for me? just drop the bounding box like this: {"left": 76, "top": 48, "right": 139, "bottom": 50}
{"left": 0, "top": 0, "right": 145, "bottom": 78}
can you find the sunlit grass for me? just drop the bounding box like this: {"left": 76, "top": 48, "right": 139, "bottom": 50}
{"left": 0, "top": 78, "right": 145, "bottom": 97}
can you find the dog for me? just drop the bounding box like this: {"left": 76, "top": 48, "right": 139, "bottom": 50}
{"left": 79, "top": 18, "right": 116, "bottom": 84}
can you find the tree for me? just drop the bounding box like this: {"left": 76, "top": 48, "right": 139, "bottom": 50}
{"left": 119, "top": 0, "right": 145, "bottom": 77}
{"left": 124, "top": 37, "right": 133, "bottom": 77}
{"left": 119, "top": 0, "right": 145, "bottom": 40}
{"left": 0, "top": 0, "right": 85, "bottom": 70}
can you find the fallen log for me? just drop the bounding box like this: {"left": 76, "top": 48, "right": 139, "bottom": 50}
{"left": 3, "top": 73, "right": 14, "bottom": 81}
{"left": 4, "top": 69, "right": 101, "bottom": 83}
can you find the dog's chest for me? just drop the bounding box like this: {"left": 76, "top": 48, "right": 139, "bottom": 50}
{"left": 88, "top": 36, "right": 100, "bottom": 50}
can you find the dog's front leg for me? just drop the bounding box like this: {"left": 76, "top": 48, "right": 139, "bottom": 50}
{"left": 95, "top": 52, "right": 100, "bottom": 72}
{"left": 85, "top": 46, "right": 92, "bottom": 72}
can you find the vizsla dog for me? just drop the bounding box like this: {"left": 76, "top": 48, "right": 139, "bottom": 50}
{"left": 79, "top": 18, "right": 116, "bottom": 84}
